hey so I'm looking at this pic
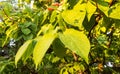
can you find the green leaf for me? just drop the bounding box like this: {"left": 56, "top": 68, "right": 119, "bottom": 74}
{"left": 50, "top": 10, "right": 57, "bottom": 23}
{"left": 59, "top": 29, "right": 90, "bottom": 63}
{"left": 23, "top": 33, "right": 33, "bottom": 40}
{"left": 52, "top": 38, "right": 67, "bottom": 58}
{"left": 15, "top": 40, "right": 33, "bottom": 66}
{"left": 24, "top": 22, "right": 31, "bottom": 28}
{"left": 41, "top": 10, "right": 49, "bottom": 25}
{"left": 3, "top": 2, "right": 13, "bottom": 16}
{"left": 114, "top": 19, "right": 120, "bottom": 27}
{"left": 86, "top": 1, "right": 96, "bottom": 21}
{"left": 29, "top": 23, "right": 37, "bottom": 33}
{"left": 0, "top": 62, "right": 7, "bottom": 73}
{"left": 21, "top": 28, "right": 31, "bottom": 35}
{"left": 83, "top": 15, "right": 96, "bottom": 31}
{"left": 57, "top": 14, "right": 66, "bottom": 30}
{"left": 108, "top": 5, "right": 120, "bottom": 19}
{"left": 33, "top": 32, "right": 57, "bottom": 69}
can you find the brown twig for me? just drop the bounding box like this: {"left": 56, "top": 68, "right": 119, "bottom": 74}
{"left": 72, "top": 52, "right": 78, "bottom": 61}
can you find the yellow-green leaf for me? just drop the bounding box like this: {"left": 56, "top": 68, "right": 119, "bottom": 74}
{"left": 62, "top": 1, "right": 86, "bottom": 29}
{"left": 50, "top": 10, "right": 57, "bottom": 23}
{"left": 62, "top": 10, "right": 86, "bottom": 29}
{"left": 86, "top": 1, "right": 96, "bottom": 21}
{"left": 59, "top": 29, "right": 90, "bottom": 63}
{"left": 97, "top": 0, "right": 109, "bottom": 16}
{"left": 15, "top": 40, "right": 33, "bottom": 66}
{"left": 22, "top": 40, "right": 37, "bottom": 62}
{"left": 109, "top": 5, "right": 120, "bottom": 19}
{"left": 2, "top": 24, "right": 17, "bottom": 47}
{"left": 33, "top": 32, "right": 57, "bottom": 69}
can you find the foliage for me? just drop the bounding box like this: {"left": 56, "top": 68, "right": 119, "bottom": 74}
{"left": 0, "top": 0, "right": 120, "bottom": 74}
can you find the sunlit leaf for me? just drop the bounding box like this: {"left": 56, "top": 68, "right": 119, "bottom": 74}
{"left": 22, "top": 40, "right": 37, "bottom": 62}
{"left": 62, "top": 2, "right": 86, "bottom": 29}
{"left": 73, "top": 1, "right": 86, "bottom": 11}
{"left": 97, "top": 0, "right": 109, "bottom": 16}
{"left": 62, "top": 10, "right": 86, "bottom": 29}
{"left": 86, "top": 1, "right": 96, "bottom": 21}
{"left": 33, "top": 31, "right": 57, "bottom": 69}
{"left": 20, "top": 36, "right": 42, "bottom": 63}
{"left": 59, "top": 29, "right": 90, "bottom": 63}
{"left": 15, "top": 40, "right": 33, "bottom": 66}
{"left": 108, "top": 5, "right": 120, "bottom": 19}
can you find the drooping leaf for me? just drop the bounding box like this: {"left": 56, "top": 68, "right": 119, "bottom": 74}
{"left": 52, "top": 38, "right": 67, "bottom": 58}
{"left": 59, "top": 29, "right": 90, "bottom": 63}
{"left": 22, "top": 40, "right": 37, "bottom": 62}
{"left": 33, "top": 31, "right": 57, "bottom": 69}
{"left": 20, "top": 36, "right": 42, "bottom": 63}
{"left": 2, "top": 24, "right": 17, "bottom": 47}
{"left": 15, "top": 40, "right": 33, "bottom": 66}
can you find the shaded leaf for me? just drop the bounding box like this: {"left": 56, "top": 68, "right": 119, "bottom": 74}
{"left": 23, "top": 33, "right": 33, "bottom": 40}
{"left": 52, "top": 38, "right": 67, "bottom": 58}
{"left": 83, "top": 15, "right": 96, "bottom": 31}
{"left": 21, "top": 28, "right": 31, "bottom": 35}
